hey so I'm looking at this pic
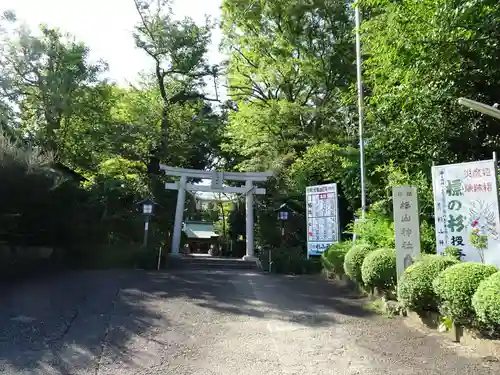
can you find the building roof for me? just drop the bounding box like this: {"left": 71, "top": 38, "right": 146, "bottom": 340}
{"left": 183, "top": 221, "right": 219, "bottom": 239}
{"left": 50, "top": 162, "right": 87, "bottom": 182}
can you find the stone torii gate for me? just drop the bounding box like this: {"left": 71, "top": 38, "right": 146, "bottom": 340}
{"left": 161, "top": 165, "right": 272, "bottom": 260}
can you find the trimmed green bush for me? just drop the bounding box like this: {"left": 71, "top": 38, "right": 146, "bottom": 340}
{"left": 472, "top": 271, "right": 500, "bottom": 331}
{"left": 443, "top": 246, "right": 463, "bottom": 260}
{"left": 397, "top": 254, "right": 459, "bottom": 313}
{"left": 433, "top": 262, "right": 497, "bottom": 324}
{"left": 321, "top": 241, "right": 351, "bottom": 276}
{"left": 343, "top": 243, "right": 373, "bottom": 284}
{"left": 361, "top": 248, "right": 396, "bottom": 291}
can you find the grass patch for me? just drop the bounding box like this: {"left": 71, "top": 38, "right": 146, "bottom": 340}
{"left": 365, "top": 298, "right": 386, "bottom": 313}
{"left": 365, "top": 297, "right": 405, "bottom": 318}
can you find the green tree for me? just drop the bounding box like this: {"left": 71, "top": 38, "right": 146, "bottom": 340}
{"left": 0, "top": 18, "right": 107, "bottom": 155}
{"left": 133, "top": 0, "right": 221, "bottom": 165}
{"left": 360, "top": 0, "right": 500, "bottom": 175}
{"left": 221, "top": 0, "right": 357, "bottom": 171}
{"left": 287, "top": 142, "right": 360, "bottom": 210}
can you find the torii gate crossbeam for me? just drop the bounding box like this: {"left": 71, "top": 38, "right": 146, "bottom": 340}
{"left": 161, "top": 165, "right": 272, "bottom": 261}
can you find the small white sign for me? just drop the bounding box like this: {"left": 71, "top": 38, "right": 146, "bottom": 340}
{"left": 393, "top": 186, "right": 421, "bottom": 280}
{"left": 306, "top": 183, "right": 340, "bottom": 257}
{"left": 211, "top": 171, "right": 224, "bottom": 190}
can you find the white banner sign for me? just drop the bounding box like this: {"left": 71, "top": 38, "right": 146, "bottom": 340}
{"left": 432, "top": 159, "right": 500, "bottom": 266}
{"left": 306, "top": 183, "right": 340, "bottom": 257}
{"left": 393, "top": 186, "right": 421, "bottom": 280}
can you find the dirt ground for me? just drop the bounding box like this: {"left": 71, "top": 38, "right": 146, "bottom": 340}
{"left": 0, "top": 269, "right": 499, "bottom": 374}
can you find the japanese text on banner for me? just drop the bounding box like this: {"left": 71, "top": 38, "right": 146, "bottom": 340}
{"left": 393, "top": 186, "right": 421, "bottom": 279}
{"left": 432, "top": 160, "right": 500, "bottom": 266}
{"left": 306, "top": 183, "right": 340, "bottom": 256}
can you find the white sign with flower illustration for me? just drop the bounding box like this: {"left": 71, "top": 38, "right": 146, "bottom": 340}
{"left": 432, "top": 159, "right": 500, "bottom": 267}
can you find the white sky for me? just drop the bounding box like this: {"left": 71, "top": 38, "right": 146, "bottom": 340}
{"left": 1, "top": 0, "right": 224, "bottom": 86}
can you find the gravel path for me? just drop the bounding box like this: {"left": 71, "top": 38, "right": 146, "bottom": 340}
{"left": 0, "top": 269, "right": 499, "bottom": 374}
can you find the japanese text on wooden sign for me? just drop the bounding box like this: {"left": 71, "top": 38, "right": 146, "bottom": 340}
{"left": 306, "top": 183, "right": 340, "bottom": 257}
{"left": 392, "top": 186, "right": 421, "bottom": 280}
{"left": 432, "top": 159, "right": 500, "bottom": 266}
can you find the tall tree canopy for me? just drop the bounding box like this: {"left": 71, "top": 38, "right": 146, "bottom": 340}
{"left": 221, "top": 0, "right": 357, "bottom": 172}
{"left": 133, "top": 0, "right": 223, "bottom": 167}
{"left": 361, "top": 0, "right": 500, "bottom": 173}
{"left": 0, "top": 5, "right": 226, "bottom": 257}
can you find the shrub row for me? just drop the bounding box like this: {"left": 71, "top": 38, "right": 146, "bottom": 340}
{"left": 321, "top": 241, "right": 351, "bottom": 277}
{"left": 398, "top": 257, "right": 499, "bottom": 331}
{"left": 398, "top": 255, "right": 459, "bottom": 313}
{"left": 322, "top": 241, "right": 397, "bottom": 292}
{"left": 361, "top": 248, "right": 396, "bottom": 291}
{"left": 322, "top": 240, "right": 500, "bottom": 332}
{"left": 433, "top": 262, "right": 497, "bottom": 325}
{"left": 472, "top": 272, "right": 500, "bottom": 332}
{"left": 344, "top": 243, "right": 373, "bottom": 282}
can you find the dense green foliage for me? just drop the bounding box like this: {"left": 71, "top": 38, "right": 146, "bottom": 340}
{"left": 397, "top": 255, "right": 459, "bottom": 313}
{"left": 0, "top": 3, "right": 226, "bottom": 269}
{"left": 472, "top": 272, "right": 500, "bottom": 333}
{"left": 442, "top": 246, "right": 463, "bottom": 261}
{"left": 0, "top": 133, "right": 102, "bottom": 250}
{"left": 261, "top": 246, "right": 321, "bottom": 274}
{"left": 321, "top": 241, "right": 352, "bottom": 277}
{"left": 433, "top": 263, "right": 498, "bottom": 325}
{"left": 348, "top": 208, "right": 395, "bottom": 249}
{"left": 219, "top": 0, "right": 500, "bottom": 240}
{"left": 361, "top": 248, "right": 396, "bottom": 291}
{"left": 343, "top": 244, "right": 373, "bottom": 284}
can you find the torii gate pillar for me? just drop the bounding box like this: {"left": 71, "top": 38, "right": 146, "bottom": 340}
{"left": 171, "top": 175, "right": 187, "bottom": 257}
{"left": 244, "top": 180, "right": 255, "bottom": 260}
{"left": 161, "top": 165, "right": 272, "bottom": 260}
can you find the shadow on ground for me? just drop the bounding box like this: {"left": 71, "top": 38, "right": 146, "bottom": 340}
{"left": 159, "top": 271, "right": 373, "bottom": 325}
{"left": 0, "top": 269, "right": 370, "bottom": 373}
{"left": 0, "top": 270, "right": 168, "bottom": 373}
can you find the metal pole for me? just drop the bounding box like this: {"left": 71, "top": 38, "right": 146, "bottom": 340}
{"left": 458, "top": 98, "right": 500, "bottom": 120}
{"left": 268, "top": 247, "right": 272, "bottom": 273}
{"left": 280, "top": 220, "right": 285, "bottom": 247}
{"left": 355, "top": 5, "right": 367, "bottom": 219}
{"left": 493, "top": 152, "right": 499, "bottom": 213}
{"left": 143, "top": 216, "right": 150, "bottom": 248}
{"left": 157, "top": 246, "right": 163, "bottom": 271}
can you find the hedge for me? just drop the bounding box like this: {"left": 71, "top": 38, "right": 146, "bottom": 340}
{"left": 361, "top": 248, "right": 396, "bottom": 291}
{"left": 263, "top": 247, "right": 321, "bottom": 274}
{"left": 433, "top": 262, "right": 497, "bottom": 324}
{"left": 65, "top": 243, "right": 159, "bottom": 269}
{"left": 343, "top": 243, "right": 373, "bottom": 284}
{"left": 321, "top": 241, "right": 351, "bottom": 276}
{"left": 472, "top": 271, "right": 500, "bottom": 331}
{"left": 397, "top": 255, "right": 459, "bottom": 313}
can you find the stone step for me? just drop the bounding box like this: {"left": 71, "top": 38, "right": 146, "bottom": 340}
{"left": 167, "top": 255, "right": 260, "bottom": 270}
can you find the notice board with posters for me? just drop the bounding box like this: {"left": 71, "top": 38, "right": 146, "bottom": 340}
{"left": 306, "top": 183, "right": 340, "bottom": 257}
